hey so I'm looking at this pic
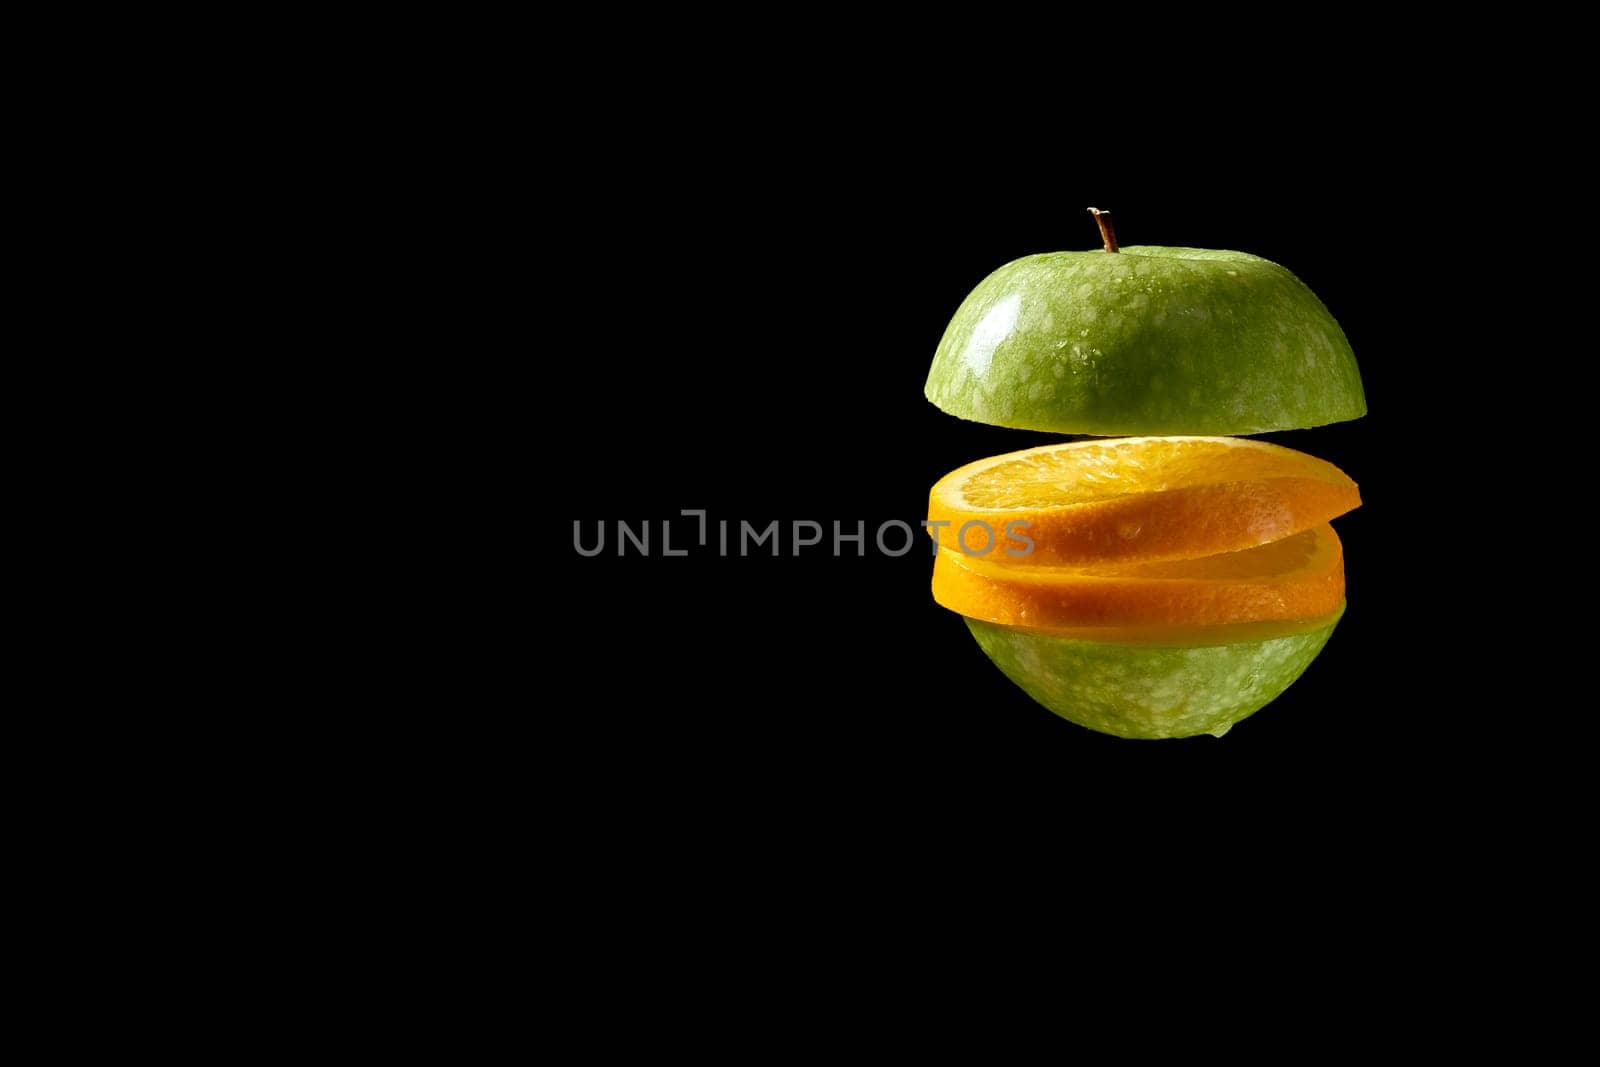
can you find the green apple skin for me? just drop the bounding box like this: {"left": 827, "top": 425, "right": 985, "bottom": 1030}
{"left": 926, "top": 247, "right": 1365, "bottom": 435}
{"left": 964, "top": 602, "right": 1343, "bottom": 739}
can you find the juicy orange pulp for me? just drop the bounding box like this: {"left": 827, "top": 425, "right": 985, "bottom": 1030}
{"left": 927, "top": 436, "right": 1359, "bottom": 641}
{"left": 928, "top": 436, "right": 1359, "bottom": 566}
{"left": 933, "top": 524, "right": 1345, "bottom": 631}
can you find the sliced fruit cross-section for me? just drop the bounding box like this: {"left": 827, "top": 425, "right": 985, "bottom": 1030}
{"left": 933, "top": 524, "right": 1345, "bottom": 631}
{"left": 929, "top": 435, "right": 1359, "bottom": 566}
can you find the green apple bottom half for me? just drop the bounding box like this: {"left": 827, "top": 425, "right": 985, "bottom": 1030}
{"left": 925, "top": 211, "right": 1365, "bottom": 740}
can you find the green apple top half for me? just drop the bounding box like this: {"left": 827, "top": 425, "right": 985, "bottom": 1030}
{"left": 924, "top": 209, "right": 1366, "bottom": 435}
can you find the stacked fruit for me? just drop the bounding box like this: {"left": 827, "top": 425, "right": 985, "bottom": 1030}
{"left": 922, "top": 212, "right": 1366, "bottom": 739}
{"left": 926, "top": 436, "right": 1358, "bottom": 738}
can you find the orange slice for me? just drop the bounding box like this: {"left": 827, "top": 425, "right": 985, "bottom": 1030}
{"left": 928, "top": 436, "right": 1359, "bottom": 566}
{"left": 932, "top": 523, "right": 1345, "bottom": 632}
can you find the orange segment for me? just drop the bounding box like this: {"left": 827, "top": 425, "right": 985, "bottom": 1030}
{"left": 928, "top": 436, "right": 1359, "bottom": 565}
{"left": 932, "top": 524, "right": 1345, "bottom": 632}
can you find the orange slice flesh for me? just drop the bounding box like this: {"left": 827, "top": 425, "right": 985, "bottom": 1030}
{"left": 932, "top": 524, "right": 1345, "bottom": 632}
{"left": 928, "top": 436, "right": 1359, "bottom": 566}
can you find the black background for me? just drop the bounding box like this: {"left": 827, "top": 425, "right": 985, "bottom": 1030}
{"left": 535, "top": 144, "right": 1507, "bottom": 856}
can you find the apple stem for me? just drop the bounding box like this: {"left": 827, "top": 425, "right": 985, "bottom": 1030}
{"left": 1087, "top": 207, "right": 1119, "bottom": 253}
